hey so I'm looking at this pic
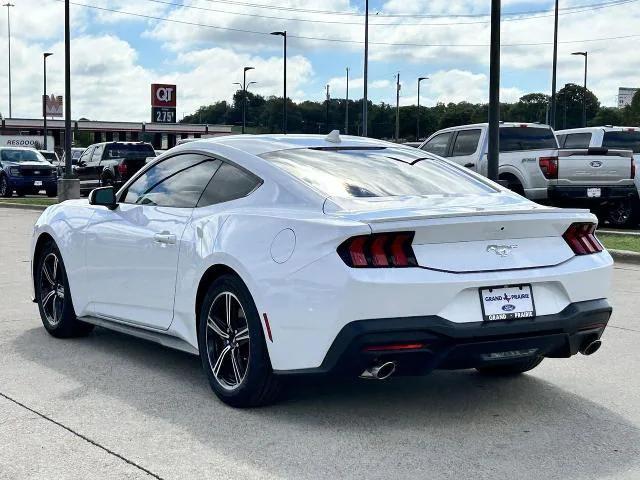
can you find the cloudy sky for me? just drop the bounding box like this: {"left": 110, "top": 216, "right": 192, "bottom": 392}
{"left": 0, "top": 0, "right": 638, "bottom": 122}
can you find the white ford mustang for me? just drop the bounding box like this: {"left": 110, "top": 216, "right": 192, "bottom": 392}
{"left": 31, "top": 133, "right": 613, "bottom": 407}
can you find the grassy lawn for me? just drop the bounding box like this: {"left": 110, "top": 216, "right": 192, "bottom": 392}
{"left": 597, "top": 233, "right": 640, "bottom": 253}
{"left": 0, "top": 197, "right": 57, "bottom": 207}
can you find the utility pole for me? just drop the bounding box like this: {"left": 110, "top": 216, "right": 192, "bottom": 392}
{"left": 3, "top": 3, "right": 14, "bottom": 118}
{"left": 487, "top": 0, "right": 501, "bottom": 182}
{"left": 325, "top": 84, "right": 330, "bottom": 133}
{"left": 417, "top": 77, "right": 428, "bottom": 141}
{"left": 345, "top": 67, "right": 349, "bottom": 134}
{"left": 395, "top": 72, "right": 400, "bottom": 143}
{"left": 270, "top": 31, "right": 287, "bottom": 133}
{"left": 550, "top": 0, "right": 559, "bottom": 128}
{"left": 43, "top": 53, "right": 53, "bottom": 150}
{"left": 242, "top": 66, "right": 254, "bottom": 134}
{"left": 362, "top": 0, "right": 369, "bottom": 136}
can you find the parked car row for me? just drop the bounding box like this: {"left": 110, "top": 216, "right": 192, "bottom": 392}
{"left": 0, "top": 147, "right": 58, "bottom": 197}
{"left": 417, "top": 123, "right": 638, "bottom": 227}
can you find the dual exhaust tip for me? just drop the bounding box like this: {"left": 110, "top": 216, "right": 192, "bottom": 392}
{"left": 579, "top": 339, "right": 602, "bottom": 356}
{"left": 359, "top": 361, "right": 396, "bottom": 380}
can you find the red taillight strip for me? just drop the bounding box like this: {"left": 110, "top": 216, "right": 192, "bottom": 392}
{"left": 338, "top": 232, "right": 417, "bottom": 268}
{"left": 563, "top": 222, "right": 603, "bottom": 255}
{"left": 363, "top": 343, "right": 425, "bottom": 352}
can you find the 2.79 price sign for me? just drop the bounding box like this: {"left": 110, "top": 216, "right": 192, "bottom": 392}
{"left": 151, "top": 84, "right": 177, "bottom": 124}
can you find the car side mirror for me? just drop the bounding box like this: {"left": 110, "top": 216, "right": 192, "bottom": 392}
{"left": 89, "top": 186, "right": 117, "bottom": 209}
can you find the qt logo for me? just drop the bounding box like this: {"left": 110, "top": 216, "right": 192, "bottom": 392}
{"left": 151, "top": 84, "right": 177, "bottom": 107}
{"left": 156, "top": 87, "right": 174, "bottom": 103}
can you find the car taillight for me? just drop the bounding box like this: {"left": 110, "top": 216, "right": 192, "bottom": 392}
{"left": 337, "top": 232, "right": 418, "bottom": 268}
{"left": 631, "top": 159, "right": 636, "bottom": 179}
{"left": 563, "top": 223, "right": 603, "bottom": 255}
{"left": 117, "top": 163, "right": 128, "bottom": 175}
{"left": 539, "top": 156, "right": 558, "bottom": 179}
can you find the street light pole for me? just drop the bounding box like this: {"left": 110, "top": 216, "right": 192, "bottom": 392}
{"left": 345, "top": 67, "right": 349, "bottom": 134}
{"left": 43, "top": 53, "right": 53, "bottom": 151}
{"left": 362, "top": 0, "right": 369, "bottom": 137}
{"left": 571, "top": 51, "right": 588, "bottom": 127}
{"left": 270, "top": 31, "right": 287, "bottom": 134}
{"left": 242, "top": 66, "right": 254, "bottom": 134}
{"left": 3, "top": 3, "right": 14, "bottom": 118}
{"left": 325, "top": 84, "right": 330, "bottom": 133}
{"left": 487, "top": 0, "right": 501, "bottom": 182}
{"left": 417, "top": 76, "right": 428, "bottom": 141}
{"left": 395, "top": 72, "right": 400, "bottom": 143}
{"left": 550, "top": 0, "right": 559, "bottom": 128}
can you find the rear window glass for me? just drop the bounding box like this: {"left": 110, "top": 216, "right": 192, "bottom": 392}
{"left": 563, "top": 133, "right": 592, "bottom": 149}
{"left": 261, "top": 148, "right": 496, "bottom": 198}
{"left": 106, "top": 144, "right": 155, "bottom": 158}
{"left": 603, "top": 131, "right": 640, "bottom": 153}
{"left": 499, "top": 127, "right": 558, "bottom": 152}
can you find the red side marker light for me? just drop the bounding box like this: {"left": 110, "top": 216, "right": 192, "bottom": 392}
{"left": 364, "top": 343, "right": 425, "bottom": 352}
{"left": 262, "top": 313, "right": 273, "bottom": 342}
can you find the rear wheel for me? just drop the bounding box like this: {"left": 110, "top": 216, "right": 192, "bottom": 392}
{"left": 601, "top": 201, "right": 634, "bottom": 228}
{"left": 198, "top": 275, "right": 281, "bottom": 407}
{"left": 476, "top": 356, "right": 543, "bottom": 376}
{"left": 35, "top": 240, "right": 94, "bottom": 338}
{"left": 499, "top": 174, "right": 525, "bottom": 197}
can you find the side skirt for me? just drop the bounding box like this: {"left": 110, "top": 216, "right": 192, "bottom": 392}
{"left": 78, "top": 315, "right": 199, "bottom": 356}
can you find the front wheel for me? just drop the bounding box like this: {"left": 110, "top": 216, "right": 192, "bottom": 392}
{"left": 476, "top": 356, "right": 543, "bottom": 376}
{"left": 0, "top": 176, "right": 11, "bottom": 197}
{"left": 198, "top": 275, "right": 281, "bottom": 407}
{"left": 35, "top": 240, "right": 94, "bottom": 338}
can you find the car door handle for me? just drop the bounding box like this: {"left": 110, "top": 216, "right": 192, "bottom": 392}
{"left": 464, "top": 163, "right": 475, "bottom": 168}
{"left": 154, "top": 232, "right": 176, "bottom": 245}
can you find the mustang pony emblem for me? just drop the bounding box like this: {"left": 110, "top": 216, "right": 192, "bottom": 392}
{"left": 486, "top": 244, "right": 518, "bottom": 257}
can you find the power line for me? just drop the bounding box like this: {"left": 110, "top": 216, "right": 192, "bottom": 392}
{"left": 139, "top": 0, "right": 640, "bottom": 27}
{"left": 58, "top": 0, "right": 640, "bottom": 49}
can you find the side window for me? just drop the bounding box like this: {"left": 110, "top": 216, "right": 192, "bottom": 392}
{"left": 198, "top": 162, "right": 261, "bottom": 207}
{"left": 421, "top": 132, "right": 453, "bottom": 157}
{"left": 556, "top": 134, "right": 566, "bottom": 148}
{"left": 91, "top": 145, "right": 104, "bottom": 163}
{"left": 563, "top": 133, "right": 591, "bottom": 148}
{"left": 451, "top": 129, "right": 481, "bottom": 157}
{"left": 123, "top": 154, "right": 221, "bottom": 208}
{"left": 79, "top": 147, "right": 93, "bottom": 164}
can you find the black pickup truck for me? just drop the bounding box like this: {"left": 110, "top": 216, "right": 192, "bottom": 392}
{"left": 75, "top": 142, "right": 155, "bottom": 195}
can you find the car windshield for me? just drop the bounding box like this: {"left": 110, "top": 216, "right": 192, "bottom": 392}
{"left": 72, "top": 150, "right": 83, "bottom": 159}
{"left": 261, "top": 147, "right": 497, "bottom": 198}
{"left": 0, "top": 149, "right": 47, "bottom": 163}
{"left": 40, "top": 152, "right": 57, "bottom": 162}
{"left": 499, "top": 127, "right": 558, "bottom": 152}
{"left": 602, "top": 131, "right": 640, "bottom": 153}
{"left": 106, "top": 144, "right": 155, "bottom": 158}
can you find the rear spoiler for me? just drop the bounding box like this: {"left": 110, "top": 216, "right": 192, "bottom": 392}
{"left": 560, "top": 147, "right": 634, "bottom": 158}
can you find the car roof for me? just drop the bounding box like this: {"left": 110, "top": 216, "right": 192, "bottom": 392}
{"left": 0, "top": 146, "right": 37, "bottom": 151}
{"left": 179, "top": 133, "right": 402, "bottom": 156}
{"left": 556, "top": 126, "right": 640, "bottom": 134}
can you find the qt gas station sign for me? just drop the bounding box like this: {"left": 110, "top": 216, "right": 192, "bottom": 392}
{"left": 151, "top": 84, "right": 177, "bottom": 123}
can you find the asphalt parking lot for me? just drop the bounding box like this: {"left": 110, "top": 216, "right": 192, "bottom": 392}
{"left": 1, "top": 207, "right": 639, "bottom": 480}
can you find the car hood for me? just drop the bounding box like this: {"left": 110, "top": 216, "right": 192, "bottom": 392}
{"left": 4, "top": 161, "right": 53, "bottom": 168}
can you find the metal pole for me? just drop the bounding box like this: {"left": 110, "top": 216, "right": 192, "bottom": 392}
{"left": 43, "top": 54, "right": 51, "bottom": 150}
{"left": 362, "top": 0, "right": 368, "bottom": 137}
{"left": 583, "top": 52, "right": 588, "bottom": 127}
{"left": 64, "top": 0, "right": 73, "bottom": 178}
{"left": 325, "top": 84, "right": 330, "bottom": 133}
{"left": 487, "top": 0, "right": 501, "bottom": 182}
{"left": 242, "top": 69, "right": 247, "bottom": 134}
{"left": 550, "top": 0, "right": 559, "bottom": 128}
{"left": 416, "top": 77, "right": 428, "bottom": 141}
{"left": 345, "top": 67, "right": 349, "bottom": 134}
{"left": 395, "top": 73, "right": 400, "bottom": 143}
{"left": 283, "top": 31, "right": 287, "bottom": 134}
{"left": 3, "top": 3, "right": 14, "bottom": 118}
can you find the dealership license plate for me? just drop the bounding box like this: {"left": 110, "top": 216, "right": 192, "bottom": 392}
{"left": 480, "top": 285, "right": 535, "bottom": 321}
{"left": 34, "top": 181, "right": 43, "bottom": 187}
{"left": 587, "top": 187, "right": 601, "bottom": 198}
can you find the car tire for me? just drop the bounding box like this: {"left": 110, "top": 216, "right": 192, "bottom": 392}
{"left": 35, "top": 239, "right": 94, "bottom": 338}
{"left": 0, "top": 175, "right": 12, "bottom": 197}
{"left": 198, "top": 274, "right": 281, "bottom": 408}
{"left": 601, "top": 201, "right": 635, "bottom": 228}
{"left": 476, "top": 356, "right": 543, "bottom": 376}
{"left": 46, "top": 190, "right": 57, "bottom": 198}
{"left": 100, "top": 175, "right": 113, "bottom": 188}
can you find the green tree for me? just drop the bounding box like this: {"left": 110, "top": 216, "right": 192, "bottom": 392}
{"left": 554, "top": 84, "right": 600, "bottom": 129}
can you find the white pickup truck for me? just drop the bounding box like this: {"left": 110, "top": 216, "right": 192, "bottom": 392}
{"left": 556, "top": 126, "right": 640, "bottom": 226}
{"left": 419, "top": 122, "right": 637, "bottom": 226}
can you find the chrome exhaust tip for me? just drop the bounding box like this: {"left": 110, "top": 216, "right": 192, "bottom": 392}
{"left": 359, "top": 361, "right": 397, "bottom": 380}
{"left": 580, "top": 339, "right": 602, "bottom": 356}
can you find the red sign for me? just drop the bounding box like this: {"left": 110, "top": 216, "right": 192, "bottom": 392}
{"left": 151, "top": 84, "right": 177, "bottom": 107}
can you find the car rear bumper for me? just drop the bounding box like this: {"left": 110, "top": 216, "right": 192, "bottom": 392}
{"left": 548, "top": 185, "right": 637, "bottom": 201}
{"left": 274, "top": 299, "right": 611, "bottom": 376}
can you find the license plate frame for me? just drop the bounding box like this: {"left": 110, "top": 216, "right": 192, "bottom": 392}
{"left": 479, "top": 284, "right": 536, "bottom": 322}
{"left": 587, "top": 187, "right": 601, "bottom": 198}
{"left": 34, "top": 180, "right": 43, "bottom": 187}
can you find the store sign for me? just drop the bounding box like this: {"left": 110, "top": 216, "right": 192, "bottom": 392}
{"left": 43, "top": 94, "right": 63, "bottom": 117}
{"left": 151, "top": 84, "right": 177, "bottom": 123}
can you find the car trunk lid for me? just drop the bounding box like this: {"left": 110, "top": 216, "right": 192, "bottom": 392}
{"left": 554, "top": 148, "right": 634, "bottom": 186}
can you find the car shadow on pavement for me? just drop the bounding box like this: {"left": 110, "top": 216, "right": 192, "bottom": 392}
{"left": 11, "top": 326, "right": 640, "bottom": 480}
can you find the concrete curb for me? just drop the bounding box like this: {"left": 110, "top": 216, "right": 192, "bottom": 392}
{"left": 0, "top": 203, "right": 49, "bottom": 212}
{"left": 610, "top": 249, "right": 640, "bottom": 265}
